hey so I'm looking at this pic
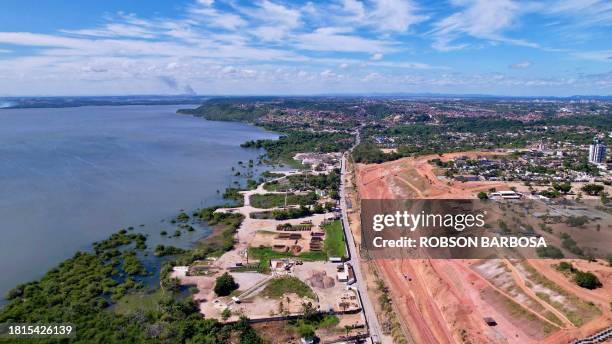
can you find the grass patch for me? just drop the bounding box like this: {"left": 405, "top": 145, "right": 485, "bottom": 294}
{"left": 323, "top": 220, "right": 347, "bottom": 259}
{"left": 262, "top": 276, "right": 315, "bottom": 299}
{"left": 250, "top": 192, "right": 317, "bottom": 209}
{"left": 248, "top": 247, "right": 327, "bottom": 273}
{"left": 318, "top": 314, "right": 340, "bottom": 328}
{"left": 263, "top": 180, "right": 287, "bottom": 192}
{"left": 113, "top": 289, "right": 164, "bottom": 315}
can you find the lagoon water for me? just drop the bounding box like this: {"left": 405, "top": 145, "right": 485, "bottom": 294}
{"left": 0, "top": 105, "right": 277, "bottom": 300}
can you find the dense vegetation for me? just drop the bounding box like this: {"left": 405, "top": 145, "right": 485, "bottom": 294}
{"left": 249, "top": 192, "right": 318, "bottom": 209}
{"left": 352, "top": 143, "right": 398, "bottom": 164}
{"left": 264, "top": 170, "right": 340, "bottom": 200}
{"left": 241, "top": 131, "right": 352, "bottom": 162}
{"left": 178, "top": 101, "right": 270, "bottom": 122}
{"left": 0, "top": 230, "right": 263, "bottom": 343}
{"left": 536, "top": 245, "right": 564, "bottom": 259}
{"left": 271, "top": 205, "right": 314, "bottom": 220}
{"left": 556, "top": 262, "right": 602, "bottom": 290}
{"left": 193, "top": 208, "right": 245, "bottom": 257}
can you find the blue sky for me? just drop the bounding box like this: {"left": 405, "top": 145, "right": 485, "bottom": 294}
{"left": 0, "top": 0, "right": 611, "bottom": 96}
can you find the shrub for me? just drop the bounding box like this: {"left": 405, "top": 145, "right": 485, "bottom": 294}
{"left": 574, "top": 271, "right": 602, "bottom": 289}
{"left": 536, "top": 245, "right": 564, "bottom": 259}
{"left": 214, "top": 272, "right": 238, "bottom": 296}
{"left": 581, "top": 184, "right": 604, "bottom": 196}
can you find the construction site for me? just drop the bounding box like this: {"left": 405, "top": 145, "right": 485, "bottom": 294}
{"left": 350, "top": 151, "right": 612, "bottom": 344}
{"left": 169, "top": 165, "right": 370, "bottom": 342}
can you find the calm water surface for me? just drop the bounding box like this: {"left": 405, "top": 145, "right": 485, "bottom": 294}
{"left": 0, "top": 105, "right": 277, "bottom": 300}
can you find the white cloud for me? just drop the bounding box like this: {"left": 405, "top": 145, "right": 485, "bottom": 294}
{"left": 61, "top": 23, "right": 158, "bottom": 39}
{"left": 371, "top": 60, "right": 442, "bottom": 69}
{"left": 320, "top": 69, "right": 333, "bottom": 77}
{"left": 546, "top": 0, "right": 612, "bottom": 27}
{"left": 429, "top": 0, "right": 538, "bottom": 51}
{"left": 362, "top": 72, "right": 381, "bottom": 81}
{"left": 337, "top": 0, "right": 426, "bottom": 33}
{"left": 188, "top": 6, "right": 247, "bottom": 30}
{"left": 572, "top": 49, "right": 612, "bottom": 62}
{"left": 0, "top": 0, "right": 609, "bottom": 95}
{"left": 370, "top": 0, "right": 428, "bottom": 32}
{"left": 509, "top": 60, "right": 532, "bottom": 69}
{"left": 252, "top": 26, "right": 287, "bottom": 41}
{"left": 257, "top": 0, "right": 301, "bottom": 29}
{"left": 295, "top": 27, "right": 397, "bottom": 53}
{"left": 302, "top": 2, "right": 317, "bottom": 15}
{"left": 342, "top": 0, "right": 366, "bottom": 20}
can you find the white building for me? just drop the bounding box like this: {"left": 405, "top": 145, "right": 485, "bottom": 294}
{"left": 490, "top": 190, "right": 522, "bottom": 199}
{"left": 589, "top": 139, "right": 607, "bottom": 164}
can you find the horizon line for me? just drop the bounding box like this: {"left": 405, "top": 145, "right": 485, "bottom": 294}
{"left": 2, "top": 93, "right": 612, "bottom": 99}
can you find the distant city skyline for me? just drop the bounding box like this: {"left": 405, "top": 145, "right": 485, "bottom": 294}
{"left": 0, "top": 0, "right": 611, "bottom": 96}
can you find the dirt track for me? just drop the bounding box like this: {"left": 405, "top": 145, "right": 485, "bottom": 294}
{"left": 354, "top": 152, "right": 612, "bottom": 343}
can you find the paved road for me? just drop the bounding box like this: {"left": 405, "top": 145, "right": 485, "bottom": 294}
{"left": 339, "top": 129, "right": 386, "bottom": 343}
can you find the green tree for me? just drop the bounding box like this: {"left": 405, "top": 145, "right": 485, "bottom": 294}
{"left": 214, "top": 272, "right": 238, "bottom": 296}
{"left": 313, "top": 203, "right": 325, "bottom": 214}
{"left": 581, "top": 183, "right": 604, "bottom": 196}
{"left": 297, "top": 323, "right": 316, "bottom": 341}
{"left": 221, "top": 307, "right": 232, "bottom": 320}
{"left": 300, "top": 301, "right": 318, "bottom": 322}
{"left": 574, "top": 271, "right": 602, "bottom": 289}
{"left": 553, "top": 182, "right": 572, "bottom": 194}
{"left": 477, "top": 191, "right": 488, "bottom": 200}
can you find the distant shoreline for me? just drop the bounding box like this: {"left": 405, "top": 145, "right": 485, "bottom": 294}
{"left": 0, "top": 100, "right": 207, "bottom": 110}
{"left": 3, "top": 93, "right": 612, "bottom": 110}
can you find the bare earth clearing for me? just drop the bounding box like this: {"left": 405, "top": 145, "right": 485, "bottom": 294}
{"left": 353, "top": 151, "right": 612, "bottom": 344}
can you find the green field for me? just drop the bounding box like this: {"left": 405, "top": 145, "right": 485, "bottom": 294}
{"left": 249, "top": 192, "right": 317, "bottom": 209}
{"left": 248, "top": 247, "right": 327, "bottom": 273}
{"left": 323, "top": 220, "right": 347, "bottom": 259}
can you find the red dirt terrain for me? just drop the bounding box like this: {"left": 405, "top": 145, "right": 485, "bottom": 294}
{"left": 354, "top": 152, "right": 612, "bottom": 344}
